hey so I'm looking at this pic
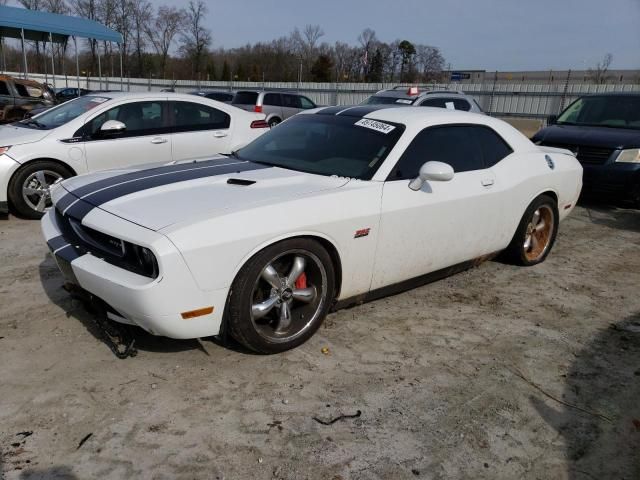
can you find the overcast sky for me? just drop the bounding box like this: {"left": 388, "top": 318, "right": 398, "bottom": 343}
{"left": 169, "top": 0, "right": 640, "bottom": 70}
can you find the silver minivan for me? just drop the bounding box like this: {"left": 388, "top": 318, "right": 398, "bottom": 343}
{"left": 232, "top": 91, "right": 317, "bottom": 127}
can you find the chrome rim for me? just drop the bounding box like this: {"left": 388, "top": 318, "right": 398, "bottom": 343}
{"left": 22, "top": 169, "right": 62, "bottom": 213}
{"left": 523, "top": 205, "right": 554, "bottom": 262}
{"left": 250, "top": 249, "right": 327, "bottom": 343}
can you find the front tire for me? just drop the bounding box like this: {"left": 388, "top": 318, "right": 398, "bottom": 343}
{"left": 227, "top": 238, "right": 335, "bottom": 354}
{"left": 504, "top": 194, "right": 559, "bottom": 266}
{"left": 8, "top": 161, "right": 72, "bottom": 219}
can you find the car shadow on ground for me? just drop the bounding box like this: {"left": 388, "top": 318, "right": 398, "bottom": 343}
{"left": 38, "top": 253, "right": 218, "bottom": 358}
{"left": 577, "top": 197, "right": 640, "bottom": 233}
{"left": 531, "top": 312, "right": 640, "bottom": 479}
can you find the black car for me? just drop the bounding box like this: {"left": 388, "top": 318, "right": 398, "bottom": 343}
{"left": 532, "top": 93, "right": 640, "bottom": 207}
{"left": 189, "top": 89, "right": 235, "bottom": 103}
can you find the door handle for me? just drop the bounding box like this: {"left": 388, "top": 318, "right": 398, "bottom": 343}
{"left": 213, "top": 131, "right": 228, "bottom": 138}
{"left": 151, "top": 137, "right": 167, "bottom": 144}
{"left": 481, "top": 178, "right": 495, "bottom": 187}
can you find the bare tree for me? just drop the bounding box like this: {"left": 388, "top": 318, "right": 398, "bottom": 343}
{"left": 588, "top": 53, "right": 613, "bottom": 84}
{"left": 130, "top": 0, "right": 151, "bottom": 77}
{"left": 71, "top": 0, "right": 100, "bottom": 73}
{"left": 358, "top": 27, "right": 377, "bottom": 80}
{"left": 146, "top": 5, "right": 185, "bottom": 78}
{"left": 179, "top": 0, "right": 211, "bottom": 78}
{"left": 291, "top": 24, "right": 324, "bottom": 77}
{"left": 416, "top": 44, "right": 444, "bottom": 81}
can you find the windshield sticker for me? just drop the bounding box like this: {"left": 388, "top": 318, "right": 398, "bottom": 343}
{"left": 396, "top": 99, "right": 413, "bottom": 104}
{"left": 445, "top": 101, "right": 455, "bottom": 110}
{"left": 355, "top": 118, "right": 396, "bottom": 134}
{"left": 89, "top": 97, "right": 109, "bottom": 104}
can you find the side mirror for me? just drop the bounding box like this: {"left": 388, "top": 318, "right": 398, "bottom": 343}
{"left": 409, "top": 161, "right": 454, "bottom": 191}
{"left": 100, "top": 120, "right": 126, "bottom": 134}
{"left": 547, "top": 114, "right": 558, "bottom": 125}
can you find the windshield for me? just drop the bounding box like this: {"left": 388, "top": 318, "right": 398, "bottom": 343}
{"left": 556, "top": 95, "right": 640, "bottom": 129}
{"left": 362, "top": 95, "right": 415, "bottom": 105}
{"left": 236, "top": 114, "right": 405, "bottom": 180}
{"left": 17, "top": 96, "right": 110, "bottom": 130}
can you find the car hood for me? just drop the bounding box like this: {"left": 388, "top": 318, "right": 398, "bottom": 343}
{"left": 59, "top": 157, "right": 350, "bottom": 231}
{"left": 533, "top": 124, "right": 640, "bottom": 149}
{"left": 0, "top": 124, "right": 51, "bottom": 146}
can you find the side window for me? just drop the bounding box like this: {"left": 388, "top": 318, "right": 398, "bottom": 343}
{"left": 472, "top": 126, "right": 513, "bottom": 167}
{"left": 263, "top": 93, "right": 282, "bottom": 106}
{"left": 282, "top": 94, "right": 299, "bottom": 108}
{"left": 388, "top": 126, "right": 484, "bottom": 180}
{"left": 420, "top": 98, "right": 447, "bottom": 109}
{"left": 87, "top": 101, "right": 167, "bottom": 137}
{"left": 300, "top": 96, "right": 316, "bottom": 109}
{"left": 0, "top": 81, "right": 9, "bottom": 95}
{"left": 420, "top": 98, "right": 471, "bottom": 111}
{"left": 172, "top": 101, "right": 230, "bottom": 132}
{"left": 14, "top": 84, "right": 29, "bottom": 97}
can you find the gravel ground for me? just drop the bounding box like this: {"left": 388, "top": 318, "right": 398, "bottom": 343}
{"left": 0, "top": 203, "right": 639, "bottom": 480}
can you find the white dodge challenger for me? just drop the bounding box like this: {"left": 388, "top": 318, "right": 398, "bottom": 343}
{"left": 41, "top": 106, "right": 582, "bottom": 353}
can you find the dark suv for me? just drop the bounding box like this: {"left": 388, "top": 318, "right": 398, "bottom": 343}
{"left": 0, "top": 75, "right": 56, "bottom": 123}
{"left": 532, "top": 93, "right": 640, "bottom": 207}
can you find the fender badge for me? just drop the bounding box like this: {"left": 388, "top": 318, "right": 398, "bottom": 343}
{"left": 354, "top": 228, "right": 370, "bottom": 238}
{"left": 545, "top": 155, "right": 555, "bottom": 170}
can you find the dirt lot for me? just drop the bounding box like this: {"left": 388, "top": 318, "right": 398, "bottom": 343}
{"left": 0, "top": 203, "right": 639, "bottom": 480}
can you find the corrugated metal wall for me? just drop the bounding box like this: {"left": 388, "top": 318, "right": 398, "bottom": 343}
{"left": 18, "top": 72, "right": 640, "bottom": 119}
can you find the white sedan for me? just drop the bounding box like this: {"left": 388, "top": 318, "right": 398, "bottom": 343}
{"left": 0, "top": 92, "right": 268, "bottom": 218}
{"left": 41, "top": 106, "right": 582, "bottom": 353}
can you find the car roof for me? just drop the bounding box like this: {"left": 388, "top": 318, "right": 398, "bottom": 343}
{"left": 372, "top": 88, "right": 468, "bottom": 100}
{"left": 308, "top": 105, "right": 534, "bottom": 152}
{"left": 86, "top": 91, "right": 221, "bottom": 101}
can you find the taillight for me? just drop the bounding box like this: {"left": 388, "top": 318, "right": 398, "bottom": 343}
{"left": 250, "top": 120, "right": 269, "bottom": 129}
{"left": 254, "top": 105, "right": 263, "bottom": 113}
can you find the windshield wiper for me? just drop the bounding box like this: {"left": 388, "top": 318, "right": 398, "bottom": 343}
{"left": 19, "top": 118, "right": 46, "bottom": 129}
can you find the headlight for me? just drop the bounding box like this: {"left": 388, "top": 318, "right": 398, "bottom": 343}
{"left": 616, "top": 149, "right": 640, "bottom": 163}
{"left": 0, "top": 146, "right": 11, "bottom": 155}
{"left": 131, "top": 244, "right": 159, "bottom": 279}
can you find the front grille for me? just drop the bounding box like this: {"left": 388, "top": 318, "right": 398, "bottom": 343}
{"left": 543, "top": 143, "right": 614, "bottom": 165}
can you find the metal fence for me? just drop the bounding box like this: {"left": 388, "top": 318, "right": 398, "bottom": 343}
{"left": 14, "top": 71, "right": 640, "bottom": 120}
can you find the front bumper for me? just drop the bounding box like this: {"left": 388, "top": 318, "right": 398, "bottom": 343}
{"left": 41, "top": 208, "right": 229, "bottom": 339}
{"left": 581, "top": 162, "right": 640, "bottom": 198}
{"left": 0, "top": 153, "right": 21, "bottom": 212}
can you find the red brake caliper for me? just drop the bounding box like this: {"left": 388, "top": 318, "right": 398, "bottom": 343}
{"left": 295, "top": 272, "right": 307, "bottom": 290}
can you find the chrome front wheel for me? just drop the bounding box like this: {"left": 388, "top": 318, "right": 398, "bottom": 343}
{"left": 228, "top": 238, "right": 335, "bottom": 354}
{"left": 22, "top": 169, "right": 63, "bottom": 213}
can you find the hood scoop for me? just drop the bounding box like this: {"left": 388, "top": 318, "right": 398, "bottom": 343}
{"left": 227, "top": 178, "right": 256, "bottom": 186}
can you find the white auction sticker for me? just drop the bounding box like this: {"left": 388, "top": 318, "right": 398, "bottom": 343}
{"left": 396, "top": 99, "right": 413, "bottom": 104}
{"left": 90, "top": 97, "right": 109, "bottom": 104}
{"left": 354, "top": 118, "right": 396, "bottom": 134}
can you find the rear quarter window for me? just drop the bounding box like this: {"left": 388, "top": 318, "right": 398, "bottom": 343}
{"left": 232, "top": 91, "right": 259, "bottom": 105}
{"left": 0, "top": 81, "right": 9, "bottom": 95}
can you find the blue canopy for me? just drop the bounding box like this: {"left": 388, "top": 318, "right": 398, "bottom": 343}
{"left": 0, "top": 5, "right": 122, "bottom": 43}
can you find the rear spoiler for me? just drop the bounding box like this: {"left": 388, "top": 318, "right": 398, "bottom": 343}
{"left": 538, "top": 145, "right": 575, "bottom": 157}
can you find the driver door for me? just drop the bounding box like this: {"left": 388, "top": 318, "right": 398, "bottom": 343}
{"left": 371, "top": 125, "right": 505, "bottom": 290}
{"left": 82, "top": 100, "right": 172, "bottom": 172}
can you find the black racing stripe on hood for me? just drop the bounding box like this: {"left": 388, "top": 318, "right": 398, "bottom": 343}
{"left": 71, "top": 158, "right": 242, "bottom": 199}
{"left": 60, "top": 160, "right": 271, "bottom": 220}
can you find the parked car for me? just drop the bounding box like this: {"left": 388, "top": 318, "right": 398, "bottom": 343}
{"left": 532, "top": 93, "right": 640, "bottom": 207}
{"left": 55, "top": 87, "right": 92, "bottom": 103}
{"left": 0, "top": 92, "right": 269, "bottom": 218}
{"left": 362, "top": 86, "right": 484, "bottom": 113}
{"left": 232, "top": 90, "right": 317, "bottom": 127}
{"left": 42, "top": 106, "right": 582, "bottom": 353}
{"left": 190, "top": 90, "right": 235, "bottom": 103}
{"left": 0, "top": 75, "right": 56, "bottom": 123}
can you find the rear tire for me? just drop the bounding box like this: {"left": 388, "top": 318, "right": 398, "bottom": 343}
{"left": 268, "top": 117, "right": 281, "bottom": 128}
{"left": 8, "top": 161, "right": 72, "bottom": 219}
{"left": 227, "top": 238, "right": 335, "bottom": 354}
{"left": 504, "top": 194, "right": 559, "bottom": 266}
